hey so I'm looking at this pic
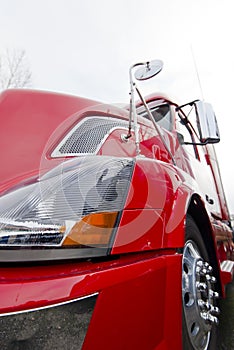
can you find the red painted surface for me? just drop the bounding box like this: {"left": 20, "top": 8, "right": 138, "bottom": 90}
{"left": 83, "top": 254, "right": 182, "bottom": 350}
{"left": 0, "top": 89, "right": 99, "bottom": 192}
{"left": 0, "top": 88, "right": 233, "bottom": 349}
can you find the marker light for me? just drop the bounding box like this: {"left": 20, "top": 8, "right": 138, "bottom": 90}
{"left": 0, "top": 156, "right": 134, "bottom": 262}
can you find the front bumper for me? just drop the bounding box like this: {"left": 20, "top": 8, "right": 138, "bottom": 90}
{"left": 0, "top": 252, "right": 182, "bottom": 350}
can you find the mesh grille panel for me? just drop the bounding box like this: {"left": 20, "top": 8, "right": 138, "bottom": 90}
{"left": 53, "top": 117, "right": 128, "bottom": 156}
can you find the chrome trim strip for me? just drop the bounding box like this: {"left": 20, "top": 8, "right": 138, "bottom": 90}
{"left": 0, "top": 247, "right": 107, "bottom": 261}
{"left": 0, "top": 292, "right": 99, "bottom": 317}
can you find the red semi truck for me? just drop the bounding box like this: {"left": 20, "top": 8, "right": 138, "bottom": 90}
{"left": 0, "top": 59, "right": 233, "bottom": 349}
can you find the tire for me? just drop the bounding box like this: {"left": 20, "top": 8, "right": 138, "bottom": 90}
{"left": 182, "top": 215, "right": 219, "bottom": 350}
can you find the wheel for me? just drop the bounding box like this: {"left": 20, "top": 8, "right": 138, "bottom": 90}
{"left": 182, "top": 215, "right": 220, "bottom": 350}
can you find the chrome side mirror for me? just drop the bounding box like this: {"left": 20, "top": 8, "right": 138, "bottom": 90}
{"left": 194, "top": 101, "right": 220, "bottom": 144}
{"left": 134, "top": 60, "right": 163, "bottom": 81}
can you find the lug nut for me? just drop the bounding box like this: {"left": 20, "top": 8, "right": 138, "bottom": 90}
{"left": 208, "top": 313, "right": 219, "bottom": 325}
{"left": 198, "top": 299, "right": 206, "bottom": 309}
{"left": 196, "top": 282, "right": 207, "bottom": 291}
{"left": 210, "top": 306, "right": 220, "bottom": 316}
{"left": 208, "top": 265, "right": 213, "bottom": 273}
{"left": 210, "top": 276, "right": 216, "bottom": 284}
{"left": 209, "top": 290, "right": 219, "bottom": 299}
{"left": 201, "top": 268, "right": 208, "bottom": 275}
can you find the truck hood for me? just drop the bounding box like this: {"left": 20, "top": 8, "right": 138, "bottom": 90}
{"left": 0, "top": 89, "right": 99, "bottom": 194}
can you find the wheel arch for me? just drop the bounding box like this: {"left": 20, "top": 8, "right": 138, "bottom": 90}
{"left": 187, "top": 194, "right": 222, "bottom": 295}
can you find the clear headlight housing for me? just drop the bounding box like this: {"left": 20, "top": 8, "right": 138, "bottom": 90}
{"left": 0, "top": 156, "right": 134, "bottom": 262}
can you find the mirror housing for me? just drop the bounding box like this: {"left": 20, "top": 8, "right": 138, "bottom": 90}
{"left": 194, "top": 101, "right": 220, "bottom": 144}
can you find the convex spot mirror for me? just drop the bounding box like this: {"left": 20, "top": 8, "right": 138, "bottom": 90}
{"left": 134, "top": 60, "right": 163, "bottom": 81}
{"left": 195, "top": 100, "right": 220, "bottom": 144}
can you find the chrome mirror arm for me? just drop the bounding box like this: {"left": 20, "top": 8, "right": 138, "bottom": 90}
{"left": 128, "top": 63, "right": 143, "bottom": 155}
{"left": 126, "top": 60, "right": 176, "bottom": 164}
{"left": 135, "top": 85, "right": 176, "bottom": 165}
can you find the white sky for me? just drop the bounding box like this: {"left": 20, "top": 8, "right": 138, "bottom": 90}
{"left": 1, "top": 0, "right": 234, "bottom": 213}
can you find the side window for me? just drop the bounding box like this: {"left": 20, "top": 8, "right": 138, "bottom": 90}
{"left": 139, "top": 104, "right": 172, "bottom": 131}
{"left": 150, "top": 104, "right": 172, "bottom": 131}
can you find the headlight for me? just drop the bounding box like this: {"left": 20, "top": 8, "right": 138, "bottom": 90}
{"left": 0, "top": 156, "right": 134, "bottom": 262}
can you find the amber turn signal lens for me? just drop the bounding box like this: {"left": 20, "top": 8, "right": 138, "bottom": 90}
{"left": 62, "top": 212, "right": 118, "bottom": 247}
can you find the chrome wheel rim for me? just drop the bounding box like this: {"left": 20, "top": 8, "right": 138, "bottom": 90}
{"left": 182, "top": 240, "right": 220, "bottom": 350}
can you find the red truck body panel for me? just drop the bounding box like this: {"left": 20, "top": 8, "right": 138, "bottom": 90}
{"left": 0, "top": 89, "right": 99, "bottom": 192}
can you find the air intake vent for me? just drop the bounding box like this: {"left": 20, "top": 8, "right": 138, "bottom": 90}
{"left": 52, "top": 116, "right": 129, "bottom": 157}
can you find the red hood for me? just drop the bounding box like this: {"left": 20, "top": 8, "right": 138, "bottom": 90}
{"left": 0, "top": 89, "right": 99, "bottom": 194}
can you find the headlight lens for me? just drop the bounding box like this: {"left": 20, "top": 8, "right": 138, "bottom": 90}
{"left": 0, "top": 156, "right": 134, "bottom": 262}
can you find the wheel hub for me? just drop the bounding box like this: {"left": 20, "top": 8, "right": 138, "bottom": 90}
{"left": 182, "top": 240, "right": 220, "bottom": 350}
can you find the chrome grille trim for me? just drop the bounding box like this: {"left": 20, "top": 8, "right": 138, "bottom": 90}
{"left": 51, "top": 116, "right": 129, "bottom": 157}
